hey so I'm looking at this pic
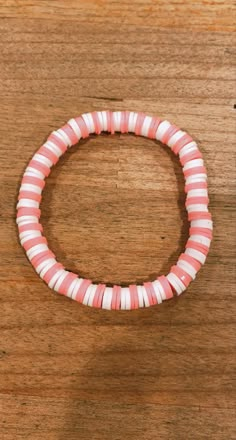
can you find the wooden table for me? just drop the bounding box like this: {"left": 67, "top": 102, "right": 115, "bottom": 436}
{"left": 0, "top": 1, "right": 235, "bottom": 439}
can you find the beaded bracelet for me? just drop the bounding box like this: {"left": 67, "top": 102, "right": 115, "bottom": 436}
{"left": 16, "top": 111, "right": 212, "bottom": 310}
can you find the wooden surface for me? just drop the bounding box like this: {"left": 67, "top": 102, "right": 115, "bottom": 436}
{"left": 0, "top": 1, "right": 236, "bottom": 439}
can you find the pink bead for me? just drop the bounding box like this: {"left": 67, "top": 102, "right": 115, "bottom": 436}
{"left": 148, "top": 117, "right": 161, "bottom": 139}
{"left": 58, "top": 272, "right": 78, "bottom": 296}
{"left": 106, "top": 111, "right": 115, "bottom": 134}
{"left": 74, "top": 116, "right": 90, "bottom": 138}
{"left": 37, "top": 146, "right": 59, "bottom": 165}
{"left": 93, "top": 284, "right": 106, "bottom": 308}
{"left": 61, "top": 124, "right": 79, "bottom": 145}
{"left": 43, "top": 263, "right": 64, "bottom": 284}
{"left": 129, "top": 284, "right": 140, "bottom": 309}
{"left": 188, "top": 211, "right": 212, "bottom": 221}
{"left": 48, "top": 133, "right": 67, "bottom": 153}
{"left": 31, "top": 250, "right": 55, "bottom": 268}
{"left": 22, "top": 175, "right": 45, "bottom": 188}
{"left": 17, "top": 207, "right": 41, "bottom": 218}
{"left": 172, "top": 133, "right": 193, "bottom": 155}
{"left": 18, "top": 191, "right": 42, "bottom": 202}
{"left": 184, "top": 166, "right": 207, "bottom": 178}
{"left": 162, "top": 124, "right": 179, "bottom": 144}
{"left": 158, "top": 275, "right": 173, "bottom": 299}
{"left": 178, "top": 253, "right": 201, "bottom": 272}
{"left": 143, "top": 282, "right": 157, "bottom": 305}
{"left": 18, "top": 222, "right": 43, "bottom": 233}
{"left": 111, "top": 285, "right": 118, "bottom": 310}
{"left": 106, "top": 111, "right": 111, "bottom": 132}
{"left": 180, "top": 149, "right": 202, "bottom": 166}
{"left": 185, "top": 181, "right": 207, "bottom": 193}
{"left": 28, "top": 159, "right": 50, "bottom": 177}
{"left": 190, "top": 227, "right": 213, "bottom": 239}
{"left": 112, "top": 285, "right": 122, "bottom": 310}
{"left": 185, "top": 196, "right": 209, "bottom": 206}
{"left": 134, "top": 112, "right": 146, "bottom": 135}
{"left": 170, "top": 265, "right": 192, "bottom": 286}
{"left": 186, "top": 240, "right": 209, "bottom": 256}
{"left": 172, "top": 134, "right": 193, "bottom": 154}
{"left": 23, "top": 236, "right": 47, "bottom": 251}
{"left": 75, "top": 278, "right": 92, "bottom": 303}
{"left": 91, "top": 112, "right": 102, "bottom": 135}
{"left": 120, "top": 111, "right": 130, "bottom": 133}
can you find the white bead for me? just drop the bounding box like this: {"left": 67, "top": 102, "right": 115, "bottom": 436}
{"left": 120, "top": 288, "right": 126, "bottom": 310}
{"left": 141, "top": 116, "right": 152, "bottom": 137}
{"left": 37, "top": 259, "right": 56, "bottom": 276}
{"left": 155, "top": 120, "right": 171, "bottom": 141}
{"left": 153, "top": 280, "right": 166, "bottom": 301}
{"left": 20, "top": 183, "right": 42, "bottom": 195}
{"left": 54, "top": 270, "right": 69, "bottom": 292}
{"left": 82, "top": 112, "right": 95, "bottom": 133}
{"left": 167, "top": 130, "right": 185, "bottom": 148}
{"left": 190, "top": 234, "right": 211, "bottom": 247}
{"left": 67, "top": 118, "right": 82, "bottom": 139}
{"left": 186, "top": 204, "right": 208, "bottom": 212}
{"left": 19, "top": 230, "right": 41, "bottom": 240}
{"left": 96, "top": 112, "right": 104, "bottom": 131}
{"left": 57, "top": 128, "right": 72, "bottom": 147}
{"left": 83, "top": 283, "right": 96, "bottom": 306}
{"left": 113, "top": 111, "right": 121, "bottom": 131}
{"left": 179, "top": 142, "right": 198, "bottom": 157}
{"left": 128, "top": 112, "right": 138, "bottom": 132}
{"left": 20, "top": 231, "right": 41, "bottom": 245}
{"left": 48, "top": 269, "right": 65, "bottom": 289}
{"left": 177, "top": 260, "right": 196, "bottom": 279}
{"left": 172, "top": 274, "right": 186, "bottom": 292}
{"left": 124, "top": 287, "right": 131, "bottom": 310}
{"left": 102, "top": 287, "right": 113, "bottom": 310}
{"left": 44, "top": 141, "right": 63, "bottom": 157}
{"left": 27, "top": 243, "right": 48, "bottom": 259}
{"left": 16, "top": 215, "right": 39, "bottom": 225}
{"left": 53, "top": 129, "right": 70, "bottom": 147}
{"left": 183, "top": 158, "right": 204, "bottom": 171}
{"left": 187, "top": 189, "right": 208, "bottom": 198}
{"left": 23, "top": 170, "right": 44, "bottom": 180}
{"left": 137, "top": 286, "right": 144, "bottom": 308}
{"left": 88, "top": 283, "right": 98, "bottom": 306}
{"left": 167, "top": 273, "right": 186, "bottom": 296}
{"left": 140, "top": 286, "right": 149, "bottom": 307}
{"left": 33, "top": 153, "right": 53, "bottom": 168}
{"left": 191, "top": 219, "right": 213, "bottom": 230}
{"left": 185, "top": 174, "right": 207, "bottom": 185}
{"left": 87, "top": 112, "right": 96, "bottom": 133}
{"left": 67, "top": 278, "right": 79, "bottom": 298}
{"left": 71, "top": 278, "right": 84, "bottom": 300}
{"left": 151, "top": 280, "right": 163, "bottom": 303}
{"left": 17, "top": 199, "right": 39, "bottom": 209}
{"left": 35, "top": 258, "right": 55, "bottom": 274}
{"left": 185, "top": 248, "right": 206, "bottom": 264}
{"left": 25, "top": 167, "right": 45, "bottom": 180}
{"left": 101, "top": 111, "right": 108, "bottom": 131}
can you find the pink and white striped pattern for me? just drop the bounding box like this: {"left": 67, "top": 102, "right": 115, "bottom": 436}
{"left": 17, "top": 111, "right": 213, "bottom": 310}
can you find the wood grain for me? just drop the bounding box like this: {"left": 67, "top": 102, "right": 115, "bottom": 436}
{"left": 0, "top": 1, "right": 236, "bottom": 439}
